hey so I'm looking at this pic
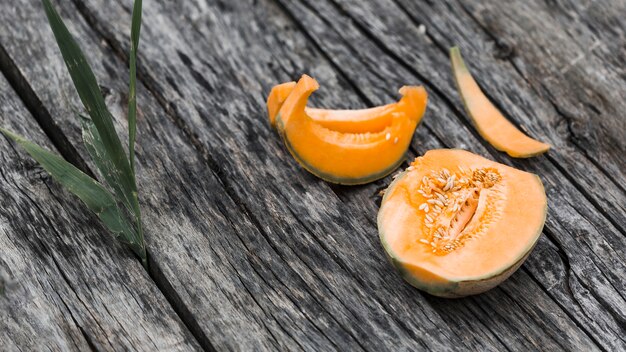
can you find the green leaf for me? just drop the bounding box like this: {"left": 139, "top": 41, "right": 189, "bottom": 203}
{"left": 79, "top": 114, "right": 132, "bottom": 216}
{"left": 128, "top": 0, "right": 142, "bottom": 174}
{"left": 41, "top": 0, "right": 138, "bottom": 215}
{"left": 0, "top": 128, "right": 143, "bottom": 257}
{"left": 42, "top": 0, "right": 145, "bottom": 265}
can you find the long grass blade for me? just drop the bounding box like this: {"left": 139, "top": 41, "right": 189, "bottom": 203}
{"left": 0, "top": 128, "right": 143, "bottom": 257}
{"left": 80, "top": 114, "right": 132, "bottom": 216}
{"left": 126, "top": 0, "right": 145, "bottom": 265}
{"left": 128, "top": 0, "right": 142, "bottom": 174}
{"left": 42, "top": 0, "right": 145, "bottom": 264}
{"left": 41, "top": 0, "right": 137, "bottom": 212}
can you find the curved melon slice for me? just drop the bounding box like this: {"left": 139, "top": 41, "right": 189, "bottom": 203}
{"left": 270, "top": 75, "right": 428, "bottom": 185}
{"left": 268, "top": 82, "right": 395, "bottom": 133}
{"left": 378, "top": 149, "right": 547, "bottom": 297}
{"left": 267, "top": 81, "right": 297, "bottom": 127}
{"left": 450, "top": 47, "right": 550, "bottom": 158}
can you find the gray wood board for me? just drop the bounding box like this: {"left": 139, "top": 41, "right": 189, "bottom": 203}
{"left": 0, "top": 69, "right": 199, "bottom": 350}
{"left": 0, "top": 0, "right": 624, "bottom": 350}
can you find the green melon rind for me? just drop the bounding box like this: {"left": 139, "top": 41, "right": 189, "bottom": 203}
{"left": 275, "top": 113, "right": 410, "bottom": 185}
{"left": 377, "top": 154, "right": 547, "bottom": 297}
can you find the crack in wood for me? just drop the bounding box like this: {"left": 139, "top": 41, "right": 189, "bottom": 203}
{"left": 146, "top": 258, "right": 217, "bottom": 352}
{"left": 0, "top": 43, "right": 92, "bottom": 176}
{"left": 264, "top": 0, "right": 624, "bottom": 349}
{"left": 302, "top": 0, "right": 626, "bottom": 239}
{"left": 453, "top": 2, "right": 626, "bottom": 197}
{"left": 66, "top": 2, "right": 371, "bottom": 349}
{"left": 1, "top": 0, "right": 624, "bottom": 350}
{"left": 0, "top": 21, "right": 207, "bottom": 352}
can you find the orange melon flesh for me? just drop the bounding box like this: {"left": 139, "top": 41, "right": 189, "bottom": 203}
{"left": 268, "top": 82, "right": 394, "bottom": 133}
{"left": 267, "top": 81, "right": 297, "bottom": 127}
{"left": 378, "top": 149, "right": 547, "bottom": 297}
{"left": 450, "top": 47, "right": 550, "bottom": 158}
{"left": 271, "top": 75, "right": 428, "bottom": 185}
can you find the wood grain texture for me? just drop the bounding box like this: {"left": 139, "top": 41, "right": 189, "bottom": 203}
{"left": 272, "top": 0, "right": 626, "bottom": 347}
{"left": 0, "top": 0, "right": 624, "bottom": 350}
{"left": 0, "top": 72, "right": 199, "bottom": 350}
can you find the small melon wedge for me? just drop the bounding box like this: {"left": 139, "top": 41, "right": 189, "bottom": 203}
{"left": 450, "top": 47, "right": 550, "bottom": 158}
{"left": 378, "top": 149, "right": 547, "bottom": 297}
{"left": 269, "top": 75, "right": 428, "bottom": 185}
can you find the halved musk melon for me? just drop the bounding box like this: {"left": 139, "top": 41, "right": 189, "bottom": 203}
{"left": 267, "top": 75, "right": 428, "bottom": 185}
{"left": 378, "top": 149, "right": 547, "bottom": 297}
{"left": 450, "top": 47, "right": 550, "bottom": 158}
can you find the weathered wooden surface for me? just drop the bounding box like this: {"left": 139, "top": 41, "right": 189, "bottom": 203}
{"left": 0, "top": 66, "right": 199, "bottom": 350}
{"left": 0, "top": 0, "right": 624, "bottom": 350}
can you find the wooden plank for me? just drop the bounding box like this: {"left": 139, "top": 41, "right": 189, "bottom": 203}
{"left": 0, "top": 0, "right": 623, "bottom": 350}
{"left": 44, "top": 0, "right": 623, "bottom": 349}
{"left": 0, "top": 1, "right": 376, "bottom": 350}
{"left": 0, "top": 72, "right": 199, "bottom": 350}
{"left": 275, "top": 0, "right": 626, "bottom": 232}
{"left": 461, "top": 0, "right": 626, "bottom": 179}
{"left": 271, "top": 0, "right": 626, "bottom": 348}
{"left": 103, "top": 0, "right": 623, "bottom": 348}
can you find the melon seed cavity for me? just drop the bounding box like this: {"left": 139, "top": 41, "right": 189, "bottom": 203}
{"left": 416, "top": 165, "right": 502, "bottom": 254}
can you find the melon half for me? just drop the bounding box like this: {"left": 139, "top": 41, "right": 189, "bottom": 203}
{"left": 378, "top": 149, "right": 547, "bottom": 297}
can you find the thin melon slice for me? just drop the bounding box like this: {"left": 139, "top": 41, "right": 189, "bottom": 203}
{"left": 269, "top": 75, "right": 428, "bottom": 185}
{"left": 378, "top": 149, "right": 547, "bottom": 297}
{"left": 450, "top": 47, "right": 550, "bottom": 158}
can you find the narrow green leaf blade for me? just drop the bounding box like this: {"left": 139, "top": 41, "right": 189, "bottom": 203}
{"left": 41, "top": 0, "right": 137, "bottom": 208}
{"left": 80, "top": 114, "right": 131, "bottom": 215}
{"left": 0, "top": 128, "right": 140, "bottom": 252}
{"left": 128, "top": 0, "right": 142, "bottom": 174}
